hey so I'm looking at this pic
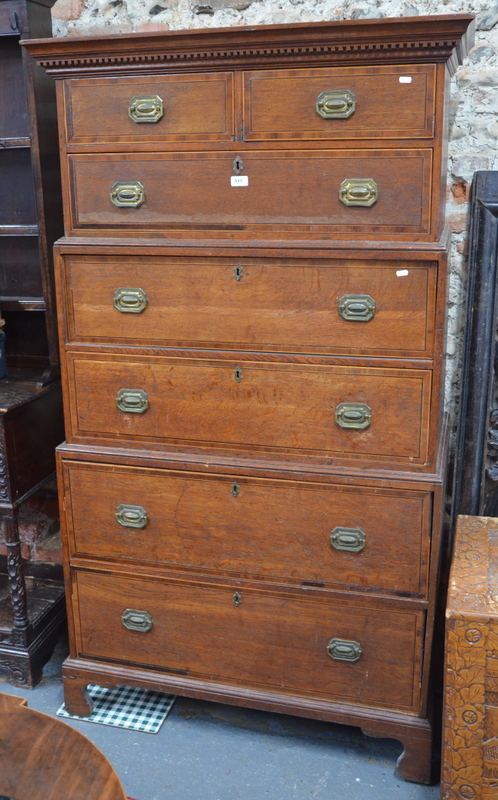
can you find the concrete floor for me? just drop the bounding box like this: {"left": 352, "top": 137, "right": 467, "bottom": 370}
{"left": 0, "top": 635, "right": 441, "bottom": 800}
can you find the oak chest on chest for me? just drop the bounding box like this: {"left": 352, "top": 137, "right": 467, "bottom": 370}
{"left": 24, "top": 14, "right": 474, "bottom": 784}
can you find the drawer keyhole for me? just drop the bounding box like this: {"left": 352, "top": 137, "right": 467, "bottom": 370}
{"left": 234, "top": 264, "right": 244, "bottom": 281}
{"left": 233, "top": 592, "right": 242, "bottom": 607}
{"left": 234, "top": 367, "right": 243, "bottom": 383}
{"left": 233, "top": 156, "right": 244, "bottom": 175}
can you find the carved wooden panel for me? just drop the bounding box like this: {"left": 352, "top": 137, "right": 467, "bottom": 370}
{"left": 443, "top": 515, "right": 498, "bottom": 800}
{"left": 452, "top": 172, "right": 498, "bottom": 519}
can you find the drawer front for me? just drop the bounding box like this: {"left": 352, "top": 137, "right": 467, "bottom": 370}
{"left": 66, "top": 355, "right": 431, "bottom": 463}
{"left": 244, "top": 65, "right": 436, "bottom": 141}
{"left": 63, "top": 73, "right": 235, "bottom": 145}
{"left": 63, "top": 461, "right": 431, "bottom": 597}
{"left": 73, "top": 569, "right": 423, "bottom": 710}
{"left": 67, "top": 149, "right": 432, "bottom": 236}
{"left": 63, "top": 253, "right": 436, "bottom": 359}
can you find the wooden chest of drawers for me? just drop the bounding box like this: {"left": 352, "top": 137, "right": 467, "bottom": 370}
{"left": 24, "top": 14, "right": 474, "bottom": 785}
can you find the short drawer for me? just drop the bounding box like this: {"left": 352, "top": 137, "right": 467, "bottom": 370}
{"left": 62, "top": 72, "right": 235, "bottom": 146}
{"left": 66, "top": 149, "right": 433, "bottom": 238}
{"left": 62, "top": 460, "right": 432, "bottom": 597}
{"left": 66, "top": 354, "right": 431, "bottom": 464}
{"left": 244, "top": 64, "right": 436, "bottom": 141}
{"left": 73, "top": 569, "right": 424, "bottom": 711}
{"left": 61, "top": 253, "right": 436, "bottom": 359}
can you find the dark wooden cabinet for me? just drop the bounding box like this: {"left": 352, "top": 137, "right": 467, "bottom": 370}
{"left": 25, "top": 14, "right": 473, "bottom": 781}
{"left": 0, "top": 0, "right": 65, "bottom": 688}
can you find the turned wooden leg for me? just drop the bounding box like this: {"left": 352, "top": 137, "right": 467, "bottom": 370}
{"left": 4, "top": 511, "right": 31, "bottom": 645}
{"left": 361, "top": 720, "right": 436, "bottom": 785}
{"left": 63, "top": 674, "right": 94, "bottom": 717}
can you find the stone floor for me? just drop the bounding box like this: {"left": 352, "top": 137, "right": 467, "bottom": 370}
{"left": 0, "top": 635, "right": 441, "bottom": 800}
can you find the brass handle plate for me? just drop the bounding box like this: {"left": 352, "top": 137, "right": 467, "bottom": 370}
{"left": 327, "top": 637, "right": 362, "bottom": 662}
{"left": 339, "top": 294, "right": 376, "bottom": 323}
{"left": 330, "top": 527, "right": 366, "bottom": 553}
{"left": 316, "top": 90, "right": 356, "bottom": 119}
{"left": 335, "top": 402, "right": 372, "bottom": 430}
{"left": 122, "top": 608, "right": 153, "bottom": 633}
{"left": 128, "top": 95, "right": 164, "bottom": 124}
{"left": 114, "top": 287, "right": 148, "bottom": 314}
{"left": 339, "top": 178, "right": 378, "bottom": 207}
{"left": 116, "top": 388, "right": 149, "bottom": 414}
{"left": 110, "top": 181, "right": 145, "bottom": 208}
{"left": 115, "top": 504, "right": 148, "bottom": 529}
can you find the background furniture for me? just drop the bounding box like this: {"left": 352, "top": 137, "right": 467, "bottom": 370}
{"left": 0, "top": 692, "right": 126, "bottom": 799}
{"left": 25, "top": 15, "right": 473, "bottom": 783}
{"left": 442, "top": 514, "right": 498, "bottom": 800}
{"left": 452, "top": 171, "right": 498, "bottom": 520}
{"left": 0, "top": 0, "right": 65, "bottom": 688}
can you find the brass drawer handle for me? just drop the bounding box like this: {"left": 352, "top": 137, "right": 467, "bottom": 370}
{"left": 338, "top": 294, "right": 376, "bottom": 322}
{"left": 116, "top": 388, "right": 149, "bottom": 414}
{"left": 327, "top": 637, "right": 362, "bottom": 662}
{"left": 114, "top": 287, "right": 148, "bottom": 314}
{"left": 330, "top": 527, "right": 366, "bottom": 553}
{"left": 110, "top": 181, "right": 145, "bottom": 208}
{"left": 316, "top": 90, "right": 355, "bottom": 119}
{"left": 339, "top": 178, "right": 378, "bottom": 207}
{"left": 115, "top": 503, "right": 148, "bottom": 529}
{"left": 335, "top": 402, "right": 371, "bottom": 430}
{"left": 122, "top": 608, "right": 153, "bottom": 633}
{"left": 128, "top": 94, "right": 164, "bottom": 123}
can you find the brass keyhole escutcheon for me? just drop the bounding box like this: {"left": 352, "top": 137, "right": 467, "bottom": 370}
{"left": 233, "top": 156, "right": 244, "bottom": 174}
{"left": 234, "top": 264, "right": 244, "bottom": 281}
{"left": 233, "top": 592, "right": 242, "bottom": 607}
{"left": 231, "top": 481, "right": 240, "bottom": 497}
{"left": 234, "top": 367, "right": 243, "bottom": 383}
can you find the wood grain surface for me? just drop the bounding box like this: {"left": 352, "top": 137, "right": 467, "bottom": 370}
{"left": 61, "top": 253, "right": 436, "bottom": 358}
{"left": 0, "top": 692, "right": 126, "bottom": 800}
{"left": 62, "top": 459, "right": 432, "bottom": 596}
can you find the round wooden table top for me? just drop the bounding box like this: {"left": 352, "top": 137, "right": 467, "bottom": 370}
{"left": 0, "top": 693, "right": 126, "bottom": 800}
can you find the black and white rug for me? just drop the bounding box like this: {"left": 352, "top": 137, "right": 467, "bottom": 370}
{"left": 57, "top": 683, "right": 175, "bottom": 734}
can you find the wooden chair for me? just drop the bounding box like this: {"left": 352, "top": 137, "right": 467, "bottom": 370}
{"left": 0, "top": 693, "right": 127, "bottom": 800}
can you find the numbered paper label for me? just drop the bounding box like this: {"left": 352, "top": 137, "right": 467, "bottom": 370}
{"left": 231, "top": 176, "right": 249, "bottom": 187}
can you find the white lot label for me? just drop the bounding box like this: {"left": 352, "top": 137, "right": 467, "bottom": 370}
{"left": 399, "top": 76, "right": 412, "bottom": 83}
{"left": 231, "top": 176, "right": 249, "bottom": 186}
{"left": 396, "top": 269, "right": 409, "bottom": 276}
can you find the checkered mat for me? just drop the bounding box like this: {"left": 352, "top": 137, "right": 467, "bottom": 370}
{"left": 57, "top": 684, "right": 176, "bottom": 733}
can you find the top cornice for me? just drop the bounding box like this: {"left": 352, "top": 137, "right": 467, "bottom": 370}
{"left": 23, "top": 14, "right": 474, "bottom": 78}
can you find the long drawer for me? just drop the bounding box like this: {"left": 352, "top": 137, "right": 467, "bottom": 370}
{"left": 72, "top": 569, "right": 424, "bottom": 711}
{"left": 66, "top": 149, "right": 433, "bottom": 237}
{"left": 65, "top": 354, "right": 432, "bottom": 464}
{"left": 62, "top": 460, "right": 432, "bottom": 597}
{"left": 60, "top": 252, "right": 436, "bottom": 359}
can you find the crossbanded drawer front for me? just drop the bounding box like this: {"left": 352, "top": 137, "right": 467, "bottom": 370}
{"left": 67, "top": 149, "right": 432, "bottom": 236}
{"left": 63, "top": 254, "right": 436, "bottom": 359}
{"left": 67, "top": 355, "right": 431, "bottom": 463}
{"left": 244, "top": 64, "right": 436, "bottom": 141}
{"left": 63, "top": 72, "right": 235, "bottom": 146}
{"left": 73, "top": 569, "right": 423, "bottom": 710}
{"left": 63, "top": 461, "right": 432, "bottom": 597}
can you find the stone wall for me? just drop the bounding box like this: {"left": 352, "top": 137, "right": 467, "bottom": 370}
{"left": 50, "top": 0, "right": 498, "bottom": 429}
